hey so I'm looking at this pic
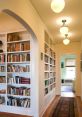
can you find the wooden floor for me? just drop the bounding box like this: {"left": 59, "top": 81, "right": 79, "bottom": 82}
{"left": 0, "top": 112, "right": 32, "bottom": 117}
{"left": 42, "top": 95, "right": 82, "bottom": 117}
{"left": 76, "top": 96, "right": 82, "bottom": 117}
{"left": 42, "top": 95, "right": 60, "bottom": 117}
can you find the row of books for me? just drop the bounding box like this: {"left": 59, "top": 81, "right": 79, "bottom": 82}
{"left": 50, "top": 49, "right": 55, "bottom": 58}
{"left": 50, "top": 66, "right": 55, "bottom": 71}
{"left": 7, "top": 53, "right": 30, "bottom": 62}
{"left": 44, "top": 55, "right": 49, "bottom": 63}
{"left": 45, "top": 72, "right": 49, "bottom": 79}
{"left": 44, "top": 55, "right": 55, "bottom": 64}
{"left": 7, "top": 76, "right": 30, "bottom": 84}
{"left": 0, "top": 66, "right": 5, "bottom": 72}
{"left": 45, "top": 64, "right": 49, "bottom": 71}
{"left": 45, "top": 88, "right": 48, "bottom": 94}
{"left": 45, "top": 72, "right": 55, "bottom": 79}
{"left": 45, "top": 48, "right": 55, "bottom": 58}
{"left": 7, "top": 34, "right": 21, "bottom": 42}
{"left": 45, "top": 78, "right": 55, "bottom": 86}
{"left": 50, "top": 78, "right": 55, "bottom": 84}
{"left": 45, "top": 80, "right": 49, "bottom": 86}
{"left": 45, "top": 64, "right": 55, "bottom": 71}
{"left": 50, "top": 58, "right": 55, "bottom": 65}
{"left": 50, "top": 83, "right": 55, "bottom": 91}
{"left": 45, "top": 45, "right": 50, "bottom": 54}
{"left": 0, "top": 89, "right": 6, "bottom": 94}
{"left": 7, "top": 86, "right": 30, "bottom": 96}
{"left": 45, "top": 83, "right": 56, "bottom": 95}
{"left": 7, "top": 97, "right": 30, "bottom": 108}
{"left": 7, "top": 64, "right": 30, "bottom": 72}
{"left": 0, "top": 76, "right": 6, "bottom": 83}
{"left": 0, "top": 96, "right": 5, "bottom": 104}
{"left": 0, "top": 54, "right": 5, "bottom": 63}
{"left": 7, "top": 41, "right": 30, "bottom": 52}
{"left": 50, "top": 72, "right": 55, "bottom": 78}
{"left": 45, "top": 44, "right": 55, "bottom": 58}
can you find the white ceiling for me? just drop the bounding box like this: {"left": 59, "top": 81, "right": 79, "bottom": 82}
{"left": 30, "top": 0, "right": 82, "bottom": 44}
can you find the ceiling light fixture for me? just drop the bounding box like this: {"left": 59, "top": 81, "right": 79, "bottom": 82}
{"left": 51, "top": 0, "right": 65, "bottom": 13}
{"left": 63, "top": 34, "right": 70, "bottom": 45}
{"left": 60, "top": 20, "right": 68, "bottom": 34}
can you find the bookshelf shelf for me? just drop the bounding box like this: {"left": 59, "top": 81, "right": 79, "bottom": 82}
{"left": 7, "top": 50, "right": 30, "bottom": 54}
{"left": 7, "top": 39, "right": 30, "bottom": 44}
{"left": 0, "top": 83, "right": 6, "bottom": 85}
{"left": 7, "top": 62, "right": 30, "bottom": 64}
{"left": 44, "top": 31, "right": 56, "bottom": 95}
{"left": 7, "top": 94, "right": 30, "bottom": 98}
{"left": 7, "top": 83, "right": 30, "bottom": 87}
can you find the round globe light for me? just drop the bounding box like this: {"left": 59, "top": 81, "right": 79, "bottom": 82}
{"left": 60, "top": 26, "right": 68, "bottom": 34}
{"left": 63, "top": 39, "right": 70, "bottom": 45}
{"left": 51, "top": 0, "right": 65, "bottom": 13}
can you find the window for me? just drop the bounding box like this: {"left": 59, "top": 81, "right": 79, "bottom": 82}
{"left": 65, "top": 59, "right": 76, "bottom": 80}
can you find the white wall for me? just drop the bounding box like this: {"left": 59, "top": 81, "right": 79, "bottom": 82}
{"left": 55, "top": 41, "right": 81, "bottom": 96}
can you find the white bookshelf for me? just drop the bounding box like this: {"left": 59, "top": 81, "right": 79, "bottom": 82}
{"left": 44, "top": 31, "right": 56, "bottom": 95}
{"left": 0, "top": 31, "right": 33, "bottom": 115}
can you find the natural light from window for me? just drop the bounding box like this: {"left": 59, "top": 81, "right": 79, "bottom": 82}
{"left": 65, "top": 59, "right": 76, "bottom": 80}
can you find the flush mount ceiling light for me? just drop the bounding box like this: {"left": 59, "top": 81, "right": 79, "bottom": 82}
{"left": 51, "top": 0, "right": 65, "bottom": 13}
{"left": 63, "top": 34, "right": 70, "bottom": 45}
{"left": 60, "top": 20, "right": 68, "bottom": 34}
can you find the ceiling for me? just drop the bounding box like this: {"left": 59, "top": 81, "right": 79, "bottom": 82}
{"left": 30, "top": 0, "right": 82, "bottom": 44}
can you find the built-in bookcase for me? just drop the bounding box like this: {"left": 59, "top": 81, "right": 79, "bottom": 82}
{"left": 7, "top": 32, "right": 31, "bottom": 108}
{"left": 44, "top": 31, "right": 56, "bottom": 95}
{"left": 0, "top": 31, "right": 33, "bottom": 114}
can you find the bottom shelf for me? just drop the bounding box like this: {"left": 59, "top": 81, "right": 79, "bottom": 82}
{"left": 7, "top": 96, "right": 30, "bottom": 108}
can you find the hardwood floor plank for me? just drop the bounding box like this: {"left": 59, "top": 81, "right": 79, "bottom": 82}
{"left": 0, "top": 112, "right": 32, "bottom": 117}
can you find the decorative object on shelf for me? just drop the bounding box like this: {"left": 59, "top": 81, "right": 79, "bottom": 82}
{"left": 61, "top": 62, "right": 64, "bottom": 68}
{"left": 41, "top": 52, "right": 43, "bottom": 60}
{"left": 51, "top": 0, "right": 65, "bottom": 13}
{"left": 60, "top": 20, "right": 68, "bottom": 35}
{"left": 63, "top": 34, "right": 70, "bottom": 45}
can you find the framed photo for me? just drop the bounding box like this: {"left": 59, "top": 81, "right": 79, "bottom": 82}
{"left": 41, "top": 52, "right": 43, "bottom": 60}
{"left": 61, "top": 62, "right": 64, "bottom": 68}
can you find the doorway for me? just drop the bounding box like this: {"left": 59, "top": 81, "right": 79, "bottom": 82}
{"left": 60, "top": 54, "right": 76, "bottom": 97}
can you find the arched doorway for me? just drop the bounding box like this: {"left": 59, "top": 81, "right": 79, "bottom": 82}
{"left": 0, "top": 9, "right": 39, "bottom": 117}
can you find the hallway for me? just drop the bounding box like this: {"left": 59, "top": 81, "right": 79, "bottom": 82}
{"left": 0, "top": 1, "right": 82, "bottom": 117}
{"left": 42, "top": 92, "right": 80, "bottom": 117}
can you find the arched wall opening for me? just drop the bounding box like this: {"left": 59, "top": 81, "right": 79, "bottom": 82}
{"left": 0, "top": 9, "right": 39, "bottom": 117}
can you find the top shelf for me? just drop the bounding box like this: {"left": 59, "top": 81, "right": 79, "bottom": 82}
{"left": 7, "top": 39, "right": 30, "bottom": 44}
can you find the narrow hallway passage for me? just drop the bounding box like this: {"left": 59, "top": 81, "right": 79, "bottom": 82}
{"left": 52, "top": 97, "right": 75, "bottom": 117}
{"left": 42, "top": 92, "right": 80, "bottom": 117}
